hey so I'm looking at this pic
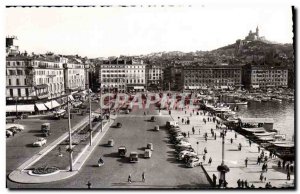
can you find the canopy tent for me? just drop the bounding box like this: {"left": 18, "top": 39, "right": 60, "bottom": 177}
{"left": 35, "top": 103, "right": 47, "bottom": 111}
{"left": 6, "top": 104, "right": 35, "bottom": 112}
{"left": 134, "top": 86, "right": 144, "bottom": 89}
{"left": 257, "top": 136, "right": 275, "bottom": 141}
{"left": 253, "top": 132, "right": 276, "bottom": 136}
{"left": 239, "top": 118, "right": 274, "bottom": 124}
{"left": 44, "top": 100, "right": 60, "bottom": 109}
{"left": 242, "top": 127, "right": 266, "bottom": 133}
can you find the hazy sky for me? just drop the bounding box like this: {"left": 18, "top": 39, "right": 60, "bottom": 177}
{"left": 5, "top": 5, "right": 293, "bottom": 58}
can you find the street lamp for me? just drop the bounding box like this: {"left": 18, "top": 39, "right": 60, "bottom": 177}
{"left": 217, "top": 128, "right": 230, "bottom": 188}
{"left": 196, "top": 141, "right": 199, "bottom": 155}
{"left": 67, "top": 94, "right": 73, "bottom": 171}
{"left": 88, "top": 87, "right": 92, "bottom": 146}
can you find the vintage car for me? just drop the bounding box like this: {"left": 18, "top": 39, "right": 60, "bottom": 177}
{"left": 144, "top": 149, "right": 152, "bottom": 158}
{"left": 154, "top": 125, "right": 160, "bottom": 131}
{"left": 118, "top": 146, "right": 127, "bottom": 157}
{"left": 33, "top": 138, "right": 47, "bottom": 147}
{"left": 146, "top": 143, "right": 154, "bottom": 151}
{"left": 129, "top": 152, "right": 139, "bottom": 163}
{"left": 107, "top": 139, "right": 114, "bottom": 147}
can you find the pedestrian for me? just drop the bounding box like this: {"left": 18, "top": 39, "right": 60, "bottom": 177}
{"left": 249, "top": 140, "right": 252, "bottom": 147}
{"left": 212, "top": 174, "right": 217, "bottom": 187}
{"left": 230, "top": 138, "right": 233, "bottom": 144}
{"left": 260, "top": 173, "right": 264, "bottom": 182}
{"left": 245, "top": 157, "right": 248, "bottom": 167}
{"left": 237, "top": 179, "right": 241, "bottom": 188}
{"left": 208, "top": 157, "right": 212, "bottom": 165}
{"left": 178, "top": 116, "right": 180, "bottom": 120}
{"left": 214, "top": 134, "right": 217, "bottom": 140}
{"left": 128, "top": 174, "right": 132, "bottom": 183}
{"left": 192, "top": 126, "right": 195, "bottom": 135}
{"left": 287, "top": 170, "right": 291, "bottom": 180}
{"left": 188, "top": 131, "right": 190, "bottom": 138}
{"left": 224, "top": 180, "right": 228, "bottom": 188}
{"left": 203, "top": 154, "right": 206, "bottom": 162}
{"left": 204, "top": 147, "right": 207, "bottom": 154}
{"left": 142, "top": 172, "right": 145, "bottom": 182}
{"left": 241, "top": 180, "right": 244, "bottom": 188}
{"left": 245, "top": 180, "right": 248, "bottom": 188}
{"left": 265, "top": 163, "right": 268, "bottom": 172}
{"left": 235, "top": 133, "right": 237, "bottom": 139}
{"left": 205, "top": 136, "right": 207, "bottom": 142}
{"left": 86, "top": 181, "right": 91, "bottom": 189}
{"left": 182, "top": 118, "right": 184, "bottom": 123}
{"left": 262, "top": 163, "right": 265, "bottom": 171}
{"left": 257, "top": 156, "right": 261, "bottom": 165}
{"left": 277, "top": 160, "right": 281, "bottom": 168}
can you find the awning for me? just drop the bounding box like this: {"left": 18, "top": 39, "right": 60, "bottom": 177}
{"left": 252, "top": 85, "right": 260, "bottom": 89}
{"left": 35, "top": 103, "right": 47, "bottom": 111}
{"left": 44, "top": 100, "right": 60, "bottom": 109}
{"left": 6, "top": 104, "right": 35, "bottom": 112}
{"left": 134, "top": 86, "right": 144, "bottom": 89}
{"left": 221, "top": 86, "right": 228, "bottom": 89}
{"left": 68, "top": 95, "right": 74, "bottom": 101}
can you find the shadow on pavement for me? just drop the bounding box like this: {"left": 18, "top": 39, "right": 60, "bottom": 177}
{"left": 137, "top": 147, "right": 146, "bottom": 151}
{"left": 103, "top": 152, "right": 119, "bottom": 158}
{"left": 27, "top": 130, "right": 41, "bottom": 133}
{"left": 116, "top": 157, "right": 130, "bottom": 164}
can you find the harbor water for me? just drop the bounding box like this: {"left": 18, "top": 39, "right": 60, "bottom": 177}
{"left": 220, "top": 96, "right": 295, "bottom": 141}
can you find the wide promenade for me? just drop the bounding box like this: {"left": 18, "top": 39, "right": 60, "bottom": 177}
{"left": 160, "top": 107, "right": 295, "bottom": 188}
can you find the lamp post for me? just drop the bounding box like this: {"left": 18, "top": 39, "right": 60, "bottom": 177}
{"left": 67, "top": 95, "right": 73, "bottom": 171}
{"left": 88, "top": 88, "right": 92, "bottom": 146}
{"left": 196, "top": 141, "right": 199, "bottom": 155}
{"left": 15, "top": 97, "right": 18, "bottom": 118}
{"left": 217, "top": 128, "right": 229, "bottom": 188}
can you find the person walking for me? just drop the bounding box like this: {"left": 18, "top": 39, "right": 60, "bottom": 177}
{"left": 203, "top": 154, "right": 206, "bottom": 162}
{"left": 265, "top": 163, "right": 268, "bottom": 172}
{"left": 235, "top": 133, "right": 237, "bottom": 139}
{"left": 258, "top": 146, "right": 261, "bottom": 153}
{"left": 128, "top": 174, "right": 132, "bottom": 183}
{"left": 287, "top": 170, "right": 291, "bottom": 180}
{"left": 192, "top": 126, "right": 195, "bottom": 135}
{"left": 86, "top": 181, "right": 92, "bottom": 189}
{"left": 249, "top": 140, "right": 252, "bottom": 147}
{"left": 204, "top": 147, "right": 207, "bottom": 154}
{"left": 212, "top": 174, "right": 217, "bottom": 187}
{"left": 188, "top": 131, "right": 190, "bottom": 138}
{"left": 182, "top": 118, "right": 184, "bottom": 124}
{"left": 230, "top": 138, "right": 233, "bottom": 144}
{"left": 260, "top": 173, "right": 264, "bottom": 182}
{"left": 142, "top": 172, "right": 145, "bottom": 182}
{"left": 214, "top": 133, "right": 217, "bottom": 140}
{"left": 245, "top": 157, "right": 248, "bottom": 167}
{"left": 208, "top": 157, "right": 212, "bottom": 165}
{"left": 237, "top": 179, "right": 241, "bottom": 188}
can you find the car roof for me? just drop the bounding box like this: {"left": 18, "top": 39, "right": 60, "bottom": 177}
{"left": 130, "top": 152, "right": 138, "bottom": 154}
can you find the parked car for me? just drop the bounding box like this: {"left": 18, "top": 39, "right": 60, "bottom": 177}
{"left": 116, "top": 122, "right": 122, "bottom": 128}
{"left": 129, "top": 152, "right": 139, "bottom": 163}
{"left": 144, "top": 149, "right": 152, "bottom": 158}
{"left": 166, "top": 121, "right": 179, "bottom": 129}
{"left": 6, "top": 130, "right": 13, "bottom": 138}
{"left": 147, "top": 143, "right": 154, "bottom": 151}
{"left": 6, "top": 124, "right": 24, "bottom": 132}
{"left": 178, "top": 150, "right": 197, "bottom": 161}
{"left": 118, "top": 146, "right": 127, "bottom": 157}
{"left": 107, "top": 139, "right": 114, "bottom": 147}
{"left": 41, "top": 123, "right": 51, "bottom": 137}
{"left": 33, "top": 138, "right": 47, "bottom": 147}
{"left": 154, "top": 125, "right": 160, "bottom": 131}
{"left": 150, "top": 116, "right": 156, "bottom": 122}
{"left": 186, "top": 156, "right": 202, "bottom": 168}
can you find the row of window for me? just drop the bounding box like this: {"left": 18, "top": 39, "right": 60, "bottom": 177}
{"left": 6, "top": 69, "right": 27, "bottom": 76}
{"left": 102, "top": 79, "right": 145, "bottom": 84}
{"left": 102, "top": 65, "right": 145, "bottom": 69}
{"left": 6, "top": 61, "right": 28, "bottom": 66}
{"left": 8, "top": 88, "right": 29, "bottom": 97}
{"left": 7, "top": 78, "right": 27, "bottom": 86}
{"left": 253, "top": 70, "right": 288, "bottom": 73}
{"left": 36, "top": 69, "right": 63, "bottom": 76}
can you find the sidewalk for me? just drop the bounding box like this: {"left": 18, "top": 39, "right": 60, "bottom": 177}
{"left": 8, "top": 115, "right": 116, "bottom": 184}
{"left": 161, "top": 108, "right": 294, "bottom": 188}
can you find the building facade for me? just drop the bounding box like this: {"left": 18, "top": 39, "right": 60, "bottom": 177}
{"left": 125, "top": 59, "right": 146, "bottom": 92}
{"left": 243, "top": 65, "right": 288, "bottom": 89}
{"left": 63, "top": 57, "right": 85, "bottom": 93}
{"left": 163, "top": 65, "right": 182, "bottom": 91}
{"left": 146, "top": 64, "right": 163, "bottom": 91}
{"left": 99, "top": 58, "right": 146, "bottom": 92}
{"left": 99, "top": 59, "right": 126, "bottom": 92}
{"left": 181, "top": 64, "right": 243, "bottom": 90}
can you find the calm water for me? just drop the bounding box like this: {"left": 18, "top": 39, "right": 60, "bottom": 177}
{"left": 230, "top": 100, "right": 295, "bottom": 141}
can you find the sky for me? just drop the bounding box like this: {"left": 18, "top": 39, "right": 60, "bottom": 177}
{"left": 5, "top": 5, "right": 293, "bottom": 58}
